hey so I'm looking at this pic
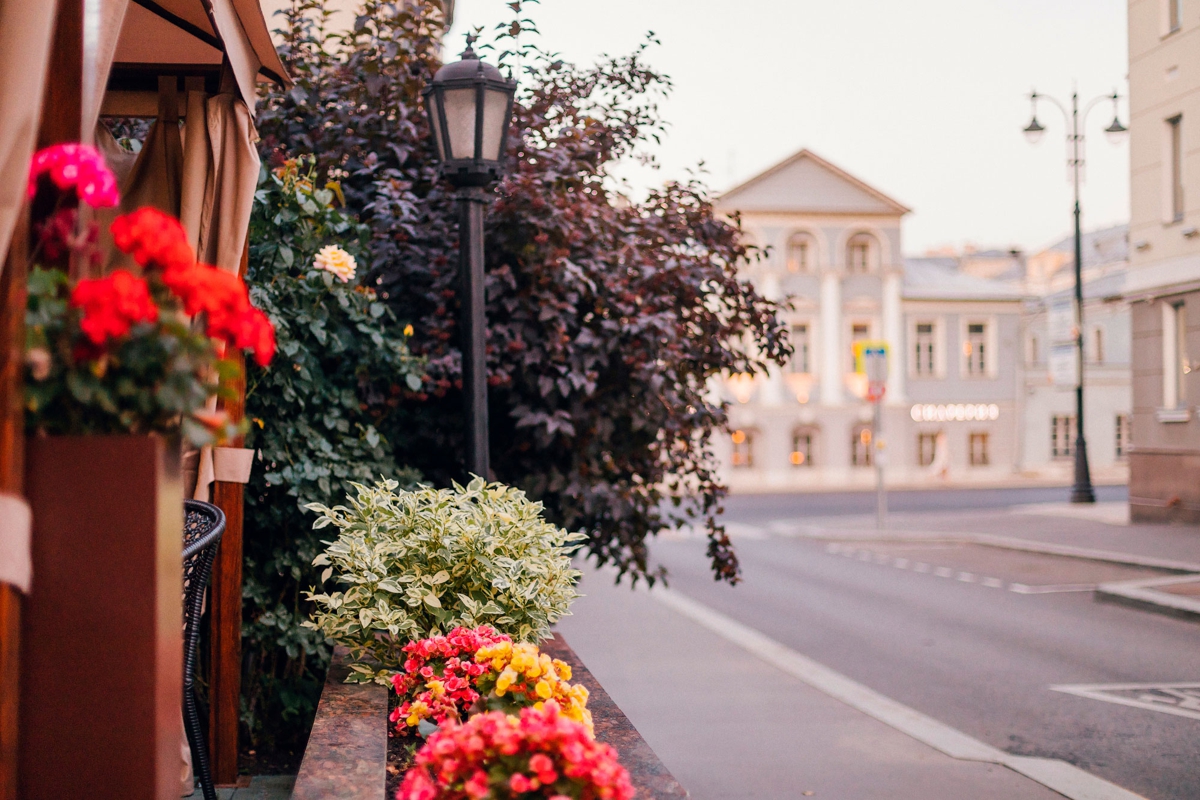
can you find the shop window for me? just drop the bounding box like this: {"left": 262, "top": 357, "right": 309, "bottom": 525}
{"left": 969, "top": 433, "right": 989, "bottom": 466}
{"left": 790, "top": 324, "right": 811, "bottom": 374}
{"left": 1051, "top": 415, "right": 1075, "bottom": 458}
{"left": 917, "top": 433, "right": 938, "bottom": 467}
{"left": 791, "top": 430, "right": 815, "bottom": 467}
{"left": 965, "top": 323, "right": 987, "bottom": 376}
{"left": 851, "top": 424, "right": 873, "bottom": 467}
{"left": 1116, "top": 415, "right": 1131, "bottom": 459}
{"left": 731, "top": 429, "right": 754, "bottom": 468}
{"left": 914, "top": 322, "right": 936, "bottom": 376}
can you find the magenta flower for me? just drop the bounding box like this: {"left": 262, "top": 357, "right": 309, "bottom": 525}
{"left": 27, "top": 143, "right": 120, "bottom": 209}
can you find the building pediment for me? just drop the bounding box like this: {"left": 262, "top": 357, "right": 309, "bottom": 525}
{"left": 717, "top": 149, "right": 910, "bottom": 216}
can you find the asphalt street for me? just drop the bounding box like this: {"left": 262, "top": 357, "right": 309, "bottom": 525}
{"left": 643, "top": 492, "right": 1200, "bottom": 800}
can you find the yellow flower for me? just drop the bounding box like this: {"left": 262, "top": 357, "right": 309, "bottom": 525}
{"left": 496, "top": 667, "right": 518, "bottom": 695}
{"left": 403, "top": 324, "right": 414, "bottom": 337}
{"left": 535, "top": 679, "right": 553, "bottom": 700}
{"left": 426, "top": 679, "right": 445, "bottom": 697}
{"left": 313, "top": 244, "right": 356, "bottom": 283}
{"left": 552, "top": 660, "right": 572, "bottom": 682}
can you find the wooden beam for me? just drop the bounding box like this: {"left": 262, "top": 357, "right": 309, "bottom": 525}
{"left": 208, "top": 243, "right": 249, "bottom": 785}
{"left": 0, "top": 204, "right": 29, "bottom": 800}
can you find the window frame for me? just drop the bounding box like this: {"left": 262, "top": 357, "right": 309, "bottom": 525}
{"left": 1115, "top": 414, "right": 1131, "bottom": 459}
{"left": 969, "top": 432, "right": 990, "bottom": 466}
{"left": 851, "top": 424, "right": 874, "bottom": 467}
{"left": 791, "top": 428, "right": 816, "bottom": 467}
{"left": 789, "top": 323, "right": 812, "bottom": 374}
{"left": 910, "top": 318, "right": 944, "bottom": 378}
{"left": 730, "top": 428, "right": 755, "bottom": 468}
{"left": 845, "top": 232, "right": 878, "bottom": 274}
{"left": 786, "top": 232, "right": 816, "bottom": 273}
{"left": 916, "top": 432, "right": 938, "bottom": 467}
{"left": 1051, "top": 415, "right": 1076, "bottom": 459}
{"left": 1163, "top": 300, "right": 1189, "bottom": 408}
{"left": 960, "top": 317, "right": 997, "bottom": 379}
{"left": 1167, "top": 115, "right": 1184, "bottom": 224}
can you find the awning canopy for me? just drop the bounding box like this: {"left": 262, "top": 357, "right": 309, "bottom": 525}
{"left": 112, "top": 0, "right": 290, "bottom": 109}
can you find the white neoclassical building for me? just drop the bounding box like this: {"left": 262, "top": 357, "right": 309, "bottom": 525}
{"left": 714, "top": 150, "right": 1023, "bottom": 491}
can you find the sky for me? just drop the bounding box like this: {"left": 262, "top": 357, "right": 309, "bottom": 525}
{"left": 446, "top": 0, "right": 1131, "bottom": 256}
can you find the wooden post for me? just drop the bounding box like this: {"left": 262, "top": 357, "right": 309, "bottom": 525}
{"left": 208, "top": 243, "right": 249, "bottom": 785}
{"left": 0, "top": 207, "right": 29, "bottom": 800}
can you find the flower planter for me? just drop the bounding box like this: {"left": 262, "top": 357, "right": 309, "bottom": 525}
{"left": 19, "top": 435, "right": 183, "bottom": 800}
{"left": 294, "top": 635, "right": 689, "bottom": 799}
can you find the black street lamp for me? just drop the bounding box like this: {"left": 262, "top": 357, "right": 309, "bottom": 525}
{"left": 1023, "top": 87, "right": 1126, "bottom": 504}
{"left": 423, "top": 36, "right": 517, "bottom": 479}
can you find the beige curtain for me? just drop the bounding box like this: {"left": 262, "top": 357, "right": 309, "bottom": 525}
{"left": 182, "top": 75, "right": 261, "bottom": 502}
{"left": 0, "top": 0, "right": 59, "bottom": 272}
{"left": 82, "top": 0, "right": 131, "bottom": 139}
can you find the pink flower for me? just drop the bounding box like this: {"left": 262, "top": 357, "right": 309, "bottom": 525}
{"left": 27, "top": 143, "right": 119, "bottom": 208}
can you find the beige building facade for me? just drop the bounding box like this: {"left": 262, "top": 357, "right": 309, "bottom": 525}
{"left": 714, "top": 151, "right": 1023, "bottom": 491}
{"left": 1126, "top": 0, "right": 1200, "bottom": 521}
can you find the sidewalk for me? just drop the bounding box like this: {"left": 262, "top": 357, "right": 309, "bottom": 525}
{"left": 555, "top": 566, "right": 1078, "bottom": 800}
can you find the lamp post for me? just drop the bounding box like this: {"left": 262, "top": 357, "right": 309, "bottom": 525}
{"left": 423, "top": 36, "right": 517, "bottom": 479}
{"left": 1023, "top": 87, "right": 1126, "bottom": 504}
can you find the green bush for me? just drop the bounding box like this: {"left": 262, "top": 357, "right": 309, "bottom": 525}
{"left": 240, "top": 157, "right": 425, "bottom": 755}
{"left": 304, "top": 477, "right": 585, "bottom": 683}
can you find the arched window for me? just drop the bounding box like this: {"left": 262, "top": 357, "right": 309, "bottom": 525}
{"left": 846, "top": 233, "right": 878, "bottom": 274}
{"left": 786, "top": 233, "right": 815, "bottom": 273}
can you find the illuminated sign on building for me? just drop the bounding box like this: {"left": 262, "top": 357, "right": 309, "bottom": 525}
{"left": 910, "top": 403, "right": 1000, "bottom": 422}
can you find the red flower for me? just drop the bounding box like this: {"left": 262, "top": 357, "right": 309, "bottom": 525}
{"left": 111, "top": 207, "right": 195, "bottom": 274}
{"left": 70, "top": 270, "right": 158, "bottom": 345}
{"left": 27, "top": 143, "right": 119, "bottom": 209}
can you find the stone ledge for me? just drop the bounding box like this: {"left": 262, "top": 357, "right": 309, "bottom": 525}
{"left": 292, "top": 648, "right": 387, "bottom": 800}
{"left": 293, "top": 637, "right": 689, "bottom": 799}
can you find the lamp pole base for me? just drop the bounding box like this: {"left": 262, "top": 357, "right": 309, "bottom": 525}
{"left": 1070, "top": 437, "right": 1096, "bottom": 504}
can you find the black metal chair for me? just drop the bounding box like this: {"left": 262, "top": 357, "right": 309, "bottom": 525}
{"left": 183, "top": 499, "right": 225, "bottom": 800}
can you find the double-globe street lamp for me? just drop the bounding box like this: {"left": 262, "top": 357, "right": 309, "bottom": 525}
{"left": 1022, "top": 87, "right": 1126, "bottom": 504}
{"left": 423, "top": 36, "right": 517, "bottom": 479}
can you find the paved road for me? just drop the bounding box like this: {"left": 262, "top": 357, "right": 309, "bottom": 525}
{"left": 650, "top": 514, "right": 1200, "bottom": 800}
{"left": 720, "top": 484, "right": 1130, "bottom": 522}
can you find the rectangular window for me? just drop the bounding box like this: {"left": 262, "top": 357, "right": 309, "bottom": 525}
{"left": 965, "top": 323, "right": 987, "bottom": 376}
{"left": 850, "top": 323, "right": 870, "bottom": 371}
{"left": 1030, "top": 334, "right": 1040, "bottom": 365}
{"left": 1164, "top": 302, "right": 1189, "bottom": 407}
{"left": 1169, "top": 0, "right": 1182, "bottom": 32}
{"left": 1092, "top": 327, "right": 1104, "bottom": 364}
{"left": 852, "top": 425, "right": 873, "bottom": 467}
{"left": 790, "top": 324, "right": 811, "bottom": 374}
{"left": 1169, "top": 115, "right": 1184, "bottom": 222}
{"left": 1051, "top": 415, "right": 1076, "bottom": 458}
{"left": 848, "top": 242, "right": 870, "bottom": 273}
{"left": 791, "top": 431, "right": 814, "bottom": 467}
{"left": 917, "top": 433, "right": 938, "bottom": 467}
{"left": 914, "top": 322, "right": 935, "bottom": 376}
{"left": 1116, "top": 414, "right": 1131, "bottom": 459}
{"left": 969, "top": 433, "right": 990, "bottom": 466}
{"left": 731, "top": 429, "right": 754, "bottom": 468}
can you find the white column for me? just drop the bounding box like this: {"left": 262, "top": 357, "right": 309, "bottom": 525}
{"left": 820, "top": 272, "right": 842, "bottom": 406}
{"left": 883, "top": 270, "right": 905, "bottom": 404}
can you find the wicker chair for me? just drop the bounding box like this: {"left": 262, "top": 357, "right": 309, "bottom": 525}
{"left": 183, "top": 499, "right": 225, "bottom": 800}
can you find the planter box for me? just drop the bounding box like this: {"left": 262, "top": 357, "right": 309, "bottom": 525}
{"left": 20, "top": 435, "right": 183, "bottom": 800}
{"left": 293, "top": 635, "right": 689, "bottom": 799}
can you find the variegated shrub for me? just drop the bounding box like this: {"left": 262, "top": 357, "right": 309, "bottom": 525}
{"left": 305, "top": 477, "right": 585, "bottom": 683}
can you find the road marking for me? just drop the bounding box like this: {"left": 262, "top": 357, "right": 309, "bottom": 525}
{"left": 982, "top": 577, "right": 1005, "bottom": 588}
{"left": 957, "top": 572, "right": 976, "bottom": 582}
{"left": 893, "top": 558, "right": 909, "bottom": 568}
{"left": 934, "top": 566, "right": 955, "bottom": 578}
{"left": 1010, "top": 583, "right": 1096, "bottom": 594}
{"left": 913, "top": 562, "right": 931, "bottom": 572}
{"left": 652, "top": 587, "right": 1148, "bottom": 800}
{"left": 1050, "top": 682, "right": 1200, "bottom": 722}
